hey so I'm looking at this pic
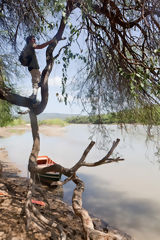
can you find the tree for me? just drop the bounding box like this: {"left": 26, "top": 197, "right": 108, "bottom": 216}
{"left": 0, "top": 58, "right": 17, "bottom": 126}
{"left": 0, "top": 0, "right": 160, "bottom": 239}
{"left": 0, "top": 100, "right": 14, "bottom": 126}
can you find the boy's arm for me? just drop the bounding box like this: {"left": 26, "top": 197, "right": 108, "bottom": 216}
{"left": 34, "top": 39, "right": 56, "bottom": 49}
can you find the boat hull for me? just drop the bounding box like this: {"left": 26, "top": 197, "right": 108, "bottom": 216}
{"left": 36, "top": 156, "right": 61, "bottom": 185}
{"left": 37, "top": 173, "right": 61, "bottom": 184}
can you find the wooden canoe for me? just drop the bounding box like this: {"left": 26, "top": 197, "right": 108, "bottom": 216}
{"left": 36, "top": 156, "right": 61, "bottom": 185}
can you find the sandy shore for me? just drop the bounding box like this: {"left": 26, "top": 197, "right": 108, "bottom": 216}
{"left": 0, "top": 124, "right": 66, "bottom": 138}
{"left": 39, "top": 125, "right": 66, "bottom": 136}
{"left": 0, "top": 148, "right": 21, "bottom": 177}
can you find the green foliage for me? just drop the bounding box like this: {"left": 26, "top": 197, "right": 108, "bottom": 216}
{"left": 66, "top": 106, "right": 160, "bottom": 125}
{"left": 8, "top": 118, "right": 26, "bottom": 127}
{"left": 66, "top": 116, "right": 90, "bottom": 124}
{"left": 0, "top": 58, "right": 19, "bottom": 127}
{"left": 38, "top": 118, "right": 67, "bottom": 127}
{"left": 61, "top": 46, "right": 87, "bottom": 105}
{"left": 54, "top": 0, "right": 66, "bottom": 13}
{"left": 0, "top": 100, "right": 14, "bottom": 127}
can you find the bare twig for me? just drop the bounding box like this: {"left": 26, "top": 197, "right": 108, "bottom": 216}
{"left": 71, "top": 141, "right": 95, "bottom": 172}
{"left": 82, "top": 138, "right": 124, "bottom": 167}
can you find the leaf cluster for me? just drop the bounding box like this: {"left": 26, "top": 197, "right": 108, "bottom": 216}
{"left": 0, "top": 0, "right": 160, "bottom": 127}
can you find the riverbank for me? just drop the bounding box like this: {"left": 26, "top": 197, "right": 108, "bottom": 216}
{"left": 0, "top": 148, "right": 133, "bottom": 240}
{"left": 0, "top": 124, "right": 66, "bottom": 138}
{"left": 0, "top": 147, "right": 21, "bottom": 177}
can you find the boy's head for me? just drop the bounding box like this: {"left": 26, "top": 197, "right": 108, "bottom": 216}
{"left": 26, "top": 35, "right": 36, "bottom": 44}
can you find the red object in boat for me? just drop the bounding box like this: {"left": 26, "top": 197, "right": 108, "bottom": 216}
{"left": 37, "top": 155, "right": 55, "bottom": 165}
{"left": 36, "top": 156, "right": 61, "bottom": 185}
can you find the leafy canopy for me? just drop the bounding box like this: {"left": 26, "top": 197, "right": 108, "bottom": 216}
{"left": 0, "top": 0, "right": 160, "bottom": 125}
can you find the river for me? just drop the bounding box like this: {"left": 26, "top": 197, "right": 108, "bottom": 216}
{"left": 0, "top": 124, "right": 160, "bottom": 240}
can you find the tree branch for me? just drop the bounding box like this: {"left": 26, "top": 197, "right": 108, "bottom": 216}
{"left": 71, "top": 141, "right": 95, "bottom": 172}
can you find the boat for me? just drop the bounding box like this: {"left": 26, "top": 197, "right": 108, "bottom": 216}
{"left": 36, "top": 156, "right": 61, "bottom": 185}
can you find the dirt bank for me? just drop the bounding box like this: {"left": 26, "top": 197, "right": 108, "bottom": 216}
{"left": 0, "top": 125, "right": 66, "bottom": 138}
{"left": 0, "top": 147, "right": 21, "bottom": 178}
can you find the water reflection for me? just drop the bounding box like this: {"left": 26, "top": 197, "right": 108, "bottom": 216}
{"left": 63, "top": 173, "right": 160, "bottom": 240}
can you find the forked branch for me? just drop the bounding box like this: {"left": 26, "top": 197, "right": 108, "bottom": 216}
{"left": 27, "top": 110, "right": 124, "bottom": 239}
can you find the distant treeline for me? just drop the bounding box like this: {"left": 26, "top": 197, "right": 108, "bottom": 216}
{"left": 38, "top": 118, "right": 67, "bottom": 127}
{"left": 3, "top": 106, "right": 160, "bottom": 127}
{"left": 65, "top": 114, "right": 118, "bottom": 124}
{"left": 3, "top": 118, "right": 67, "bottom": 127}
{"left": 66, "top": 107, "right": 160, "bottom": 125}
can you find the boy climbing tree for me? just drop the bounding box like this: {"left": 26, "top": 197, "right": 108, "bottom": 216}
{"left": 19, "top": 36, "right": 55, "bottom": 103}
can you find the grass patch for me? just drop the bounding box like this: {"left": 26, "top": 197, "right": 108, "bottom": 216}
{"left": 39, "top": 118, "right": 67, "bottom": 127}
{"left": 8, "top": 118, "right": 26, "bottom": 126}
